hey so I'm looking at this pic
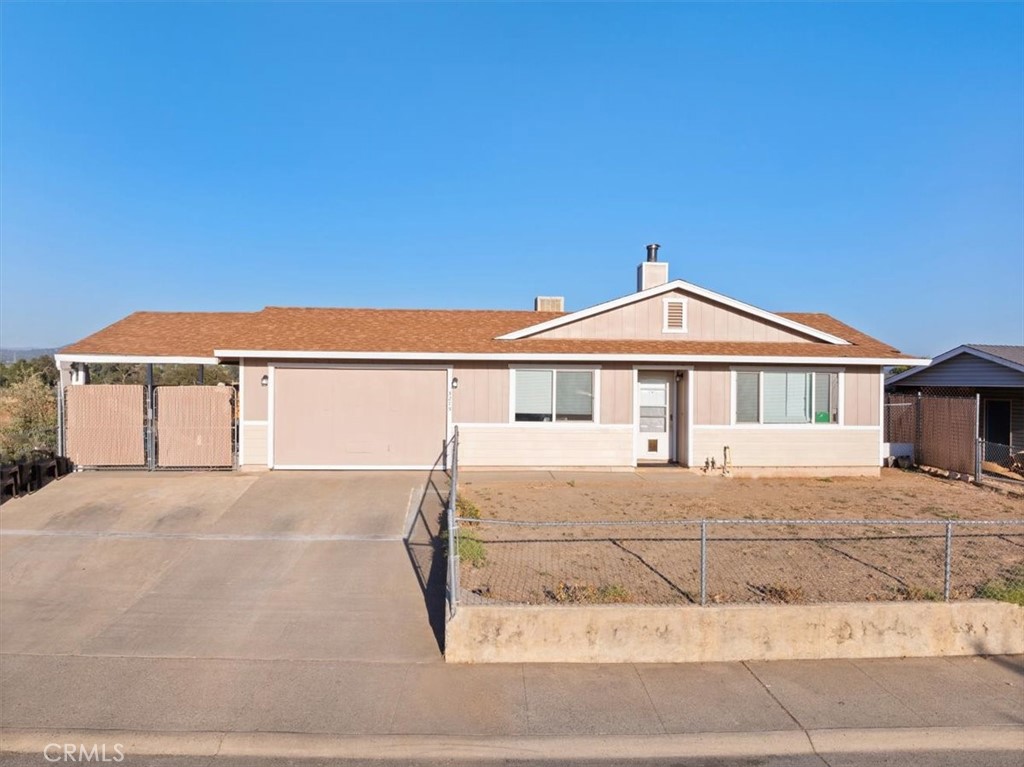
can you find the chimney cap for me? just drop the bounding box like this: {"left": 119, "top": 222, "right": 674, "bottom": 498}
{"left": 646, "top": 243, "right": 660, "bottom": 262}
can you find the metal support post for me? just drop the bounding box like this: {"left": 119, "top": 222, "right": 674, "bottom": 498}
{"left": 974, "top": 393, "right": 982, "bottom": 484}
{"left": 943, "top": 521, "right": 953, "bottom": 601}
{"left": 146, "top": 364, "right": 156, "bottom": 470}
{"left": 699, "top": 520, "right": 708, "bottom": 606}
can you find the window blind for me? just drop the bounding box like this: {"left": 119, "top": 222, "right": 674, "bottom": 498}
{"left": 735, "top": 371, "right": 759, "bottom": 423}
{"left": 555, "top": 371, "right": 593, "bottom": 420}
{"left": 763, "top": 372, "right": 811, "bottom": 424}
{"left": 515, "top": 370, "right": 553, "bottom": 421}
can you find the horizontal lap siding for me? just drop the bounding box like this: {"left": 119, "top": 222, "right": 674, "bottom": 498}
{"left": 896, "top": 354, "right": 1024, "bottom": 388}
{"left": 691, "top": 427, "right": 880, "bottom": 467}
{"left": 242, "top": 423, "right": 268, "bottom": 466}
{"left": 458, "top": 425, "right": 633, "bottom": 467}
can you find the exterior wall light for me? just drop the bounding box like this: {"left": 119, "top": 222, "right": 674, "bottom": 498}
{"left": 451, "top": 377, "right": 459, "bottom": 390}
{"left": 260, "top": 375, "right": 269, "bottom": 387}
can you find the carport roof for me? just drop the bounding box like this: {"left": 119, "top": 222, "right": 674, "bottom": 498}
{"left": 59, "top": 305, "right": 920, "bottom": 362}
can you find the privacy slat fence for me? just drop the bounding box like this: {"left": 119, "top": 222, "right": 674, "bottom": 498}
{"left": 917, "top": 394, "right": 977, "bottom": 476}
{"left": 65, "top": 385, "right": 146, "bottom": 467}
{"left": 64, "top": 384, "right": 235, "bottom": 469}
{"left": 885, "top": 391, "right": 979, "bottom": 478}
{"left": 155, "top": 386, "right": 234, "bottom": 468}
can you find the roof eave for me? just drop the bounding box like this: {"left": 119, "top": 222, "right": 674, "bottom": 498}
{"left": 214, "top": 348, "right": 928, "bottom": 365}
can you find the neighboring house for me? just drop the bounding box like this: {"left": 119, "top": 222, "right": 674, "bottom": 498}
{"left": 56, "top": 249, "right": 927, "bottom": 476}
{"left": 887, "top": 345, "right": 1024, "bottom": 453}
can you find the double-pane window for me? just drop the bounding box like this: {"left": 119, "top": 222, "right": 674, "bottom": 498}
{"left": 514, "top": 370, "right": 594, "bottom": 422}
{"left": 735, "top": 371, "right": 839, "bottom": 425}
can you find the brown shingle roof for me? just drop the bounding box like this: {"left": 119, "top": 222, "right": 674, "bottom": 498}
{"left": 60, "top": 306, "right": 914, "bottom": 360}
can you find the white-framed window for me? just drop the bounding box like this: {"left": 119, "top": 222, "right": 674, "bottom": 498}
{"left": 513, "top": 369, "right": 595, "bottom": 422}
{"left": 663, "top": 298, "right": 688, "bottom": 333}
{"left": 734, "top": 370, "right": 839, "bottom": 425}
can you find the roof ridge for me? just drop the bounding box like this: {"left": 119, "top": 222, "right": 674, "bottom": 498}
{"left": 260, "top": 305, "right": 562, "bottom": 315}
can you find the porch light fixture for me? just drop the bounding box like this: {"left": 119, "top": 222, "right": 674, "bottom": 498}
{"left": 260, "top": 375, "right": 269, "bottom": 387}
{"left": 675, "top": 372, "right": 683, "bottom": 382}
{"left": 451, "top": 377, "right": 459, "bottom": 390}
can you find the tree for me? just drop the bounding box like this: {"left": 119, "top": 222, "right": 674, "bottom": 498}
{"left": 0, "top": 356, "right": 59, "bottom": 388}
{"left": 0, "top": 374, "right": 58, "bottom": 459}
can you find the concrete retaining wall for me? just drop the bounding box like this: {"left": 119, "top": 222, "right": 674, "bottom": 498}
{"left": 445, "top": 601, "right": 1024, "bottom": 663}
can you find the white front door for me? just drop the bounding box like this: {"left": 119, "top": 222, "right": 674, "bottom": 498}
{"left": 636, "top": 372, "right": 673, "bottom": 463}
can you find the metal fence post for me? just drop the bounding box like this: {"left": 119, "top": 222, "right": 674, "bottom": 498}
{"left": 974, "top": 393, "right": 982, "bottom": 484}
{"left": 943, "top": 521, "right": 953, "bottom": 601}
{"left": 146, "top": 364, "right": 156, "bottom": 470}
{"left": 56, "top": 382, "right": 65, "bottom": 458}
{"left": 699, "top": 520, "right": 708, "bottom": 606}
{"left": 913, "top": 390, "right": 922, "bottom": 465}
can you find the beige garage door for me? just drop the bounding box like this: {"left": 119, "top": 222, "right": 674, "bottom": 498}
{"left": 272, "top": 367, "right": 449, "bottom": 468}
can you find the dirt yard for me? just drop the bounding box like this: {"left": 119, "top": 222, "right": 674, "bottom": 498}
{"left": 455, "top": 469, "right": 1024, "bottom": 606}
{"left": 460, "top": 468, "right": 1022, "bottom": 523}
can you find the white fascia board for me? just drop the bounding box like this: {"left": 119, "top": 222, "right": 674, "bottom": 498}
{"left": 215, "top": 349, "right": 929, "bottom": 366}
{"left": 493, "top": 279, "right": 852, "bottom": 345}
{"left": 54, "top": 353, "right": 220, "bottom": 365}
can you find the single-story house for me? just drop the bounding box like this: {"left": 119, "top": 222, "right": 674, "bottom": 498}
{"left": 887, "top": 345, "right": 1024, "bottom": 453}
{"left": 56, "top": 248, "right": 928, "bottom": 476}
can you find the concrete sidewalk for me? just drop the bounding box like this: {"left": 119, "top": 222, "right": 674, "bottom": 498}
{"left": 2, "top": 654, "right": 1021, "bottom": 763}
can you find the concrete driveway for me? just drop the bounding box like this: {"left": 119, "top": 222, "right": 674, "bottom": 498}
{"left": 0, "top": 471, "right": 445, "bottom": 662}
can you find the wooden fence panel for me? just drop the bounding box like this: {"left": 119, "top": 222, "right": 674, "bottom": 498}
{"left": 156, "top": 386, "right": 234, "bottom": 467}
{"left": 65, "top": 385, "right": 145, "bottom": 466}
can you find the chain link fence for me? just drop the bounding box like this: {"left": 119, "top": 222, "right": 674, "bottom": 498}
{"left": 451, "top": 517, "right": 1024, "bottom": 607}
{"left": 884, "top": 389, "right": 979, "bottom": 477}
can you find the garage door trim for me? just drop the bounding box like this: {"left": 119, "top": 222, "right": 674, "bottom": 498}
{"left": 267, "top": 363, "right": 453, "bottom": 470}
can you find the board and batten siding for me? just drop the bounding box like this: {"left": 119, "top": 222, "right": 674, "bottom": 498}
{"left": 452, "top": 364, "right": 633, "bottom": 425}
{"left": 457, "top": 424, "right": 633, "bottom": 468}
{"left": 692, "top": 427, "right": 880, "bottom": 469}
{"left": 692, "top": 366, "right": 732, "bottom": 425}
{"left": 843, "top": 367, "right": 881, "bottom": 426}
{"left": 894, "top": 354, "right": 1024, "bottom": 388}
{"left": 241, "top": 360, "right": 268, "bottom": 421}
{"left": 600, "top": 365, "right": 633, "bottom": 425}
{"left": 534, "top": 289, "right": 817, "bottom": 342}
{"left": 452, "top": 364, "right": 509, "bottom": 423}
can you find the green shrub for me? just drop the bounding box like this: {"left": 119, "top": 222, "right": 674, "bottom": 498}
{"left": 456, "top": 495, "right": 481, "bottom": 521}
{"left": 457, "top": 530, "right": 487, "bottom": 567}
{"left": 976, "top": 566, "right": 1024, "bottom": 606}
{"left": 546, "top": 582, "right": 632, "bottom": 604}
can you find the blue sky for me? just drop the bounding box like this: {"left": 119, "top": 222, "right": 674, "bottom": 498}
{"left": 1, "top": 3, "right": 1021, "bottom": 357}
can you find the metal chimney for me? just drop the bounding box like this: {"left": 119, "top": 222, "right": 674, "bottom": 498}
{"left": 646, "top": 243, "right": 660, "bottom": 262}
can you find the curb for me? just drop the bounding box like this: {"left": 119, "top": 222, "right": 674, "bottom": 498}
{"left": 3, "top": 726, "right": 1022, "bottom": 761}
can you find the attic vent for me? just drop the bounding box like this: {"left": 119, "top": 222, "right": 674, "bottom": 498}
{"left": 534, "top": 296, "right": 565, "bottom": 312}
{"left": 663, "top": 298, "right": 687, "bottom": 333}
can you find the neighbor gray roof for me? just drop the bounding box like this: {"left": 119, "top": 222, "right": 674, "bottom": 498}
{"left": 886, "top": 343, "right": 1024, "bottom": 388}
{"left": 965, "top": 345, "right": 1024, "bottom": 367}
